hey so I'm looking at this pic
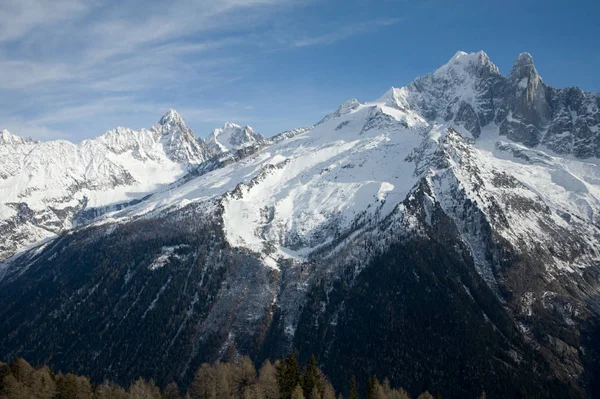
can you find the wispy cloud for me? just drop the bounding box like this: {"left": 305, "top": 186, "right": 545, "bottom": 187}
{"left": 292, "top": 18, "right": 402, "bottom": 47}
{"left": 0, "top": 0, "right": 89, "bottom": 44}
{"left": 0, "top": 0, "right": 401, "bottom": 140}
{"left": 0, "top": 0, "right": 292, "bottom": 137}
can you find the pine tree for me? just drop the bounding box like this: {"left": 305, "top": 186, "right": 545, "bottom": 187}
{"left": 366, "top": 377, "right": 377, "bottom": 399}
{"left": 348, "top": 376, "right": 359, "bottom": 399}
{"left": 276, "top": 353, "right": 302, "bottom": 399}
{"left": 301, "top": 355, "right": 321, "bottom": 398}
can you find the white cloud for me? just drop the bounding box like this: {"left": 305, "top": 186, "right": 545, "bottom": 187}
{"left": 0, "top": 0, "right": 398, "bottom": 140}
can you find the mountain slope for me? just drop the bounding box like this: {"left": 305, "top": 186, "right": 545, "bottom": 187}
{"left": 1, "top": 51, "right": 600, "bottom": 398}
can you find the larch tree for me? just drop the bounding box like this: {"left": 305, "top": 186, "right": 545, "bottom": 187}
{"left": 291, "top": 385, "right": 305, "bottom": 399}
{"left": 257, "top": 360, "right": 279, "bottom": 399}
{"left": 416, "top": 392, "right": 434, "bottom": 399}
{"left": 30, "top": 366, "right": 56, "bottom": 399}
{"left": 233, "top": 356, "right": 256, "bottom": 396}
{"left": 128, "top": 377, "right": 161, "bottom": 399}
{"left": 215, "top": 362, "right": 234, "bottom": 399}
{"left": 162, "top": 382, "right": 182, "bottom": 399}
{"left": 189, "top": 363, "right": 216, "bottom": 399}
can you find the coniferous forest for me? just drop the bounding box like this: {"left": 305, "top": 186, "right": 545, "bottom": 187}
{"left": 0, "top": 354, "right": 471, "bottom": 399}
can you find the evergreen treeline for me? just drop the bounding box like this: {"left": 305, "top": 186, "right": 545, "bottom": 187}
{"left": 0, "top": 355, "right": 455, "bottom": 399}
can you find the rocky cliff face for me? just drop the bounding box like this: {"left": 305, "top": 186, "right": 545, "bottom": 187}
{"left": 1, "top": 51, "right": 600, "bottom": 398}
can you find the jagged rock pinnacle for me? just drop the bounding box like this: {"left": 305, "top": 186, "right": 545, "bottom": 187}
{"left": 510, "top": 52, "right": 539, "bottom": 80}
{"left": 159, "top": 109, "right": 184, "bottom": 126}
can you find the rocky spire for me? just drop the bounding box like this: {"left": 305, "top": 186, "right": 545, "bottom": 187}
{"left": 153, "top": 109, "right": 210, "bottom": 164}
{"left": 510, "top": 52, "right": 540, "bottom": 82}
{"left": 158, "top": 109, "right": 185, "bottom": 127}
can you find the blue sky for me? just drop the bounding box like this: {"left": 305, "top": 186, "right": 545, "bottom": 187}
{"left": 1, "top": 0, "right": 599, "bottom": 141}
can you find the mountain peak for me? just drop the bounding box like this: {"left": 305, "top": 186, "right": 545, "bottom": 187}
{"left": 0, "top": 129, "right": 34, "bottom": 145}
{"left": 158, "top": 109, "right": 184, "bottom": 126}
{"left": 222, "top": 122, "right": 242, "bottom": 130}
{"left": 211, "top": 122, "right": 254, "bottom": 137}
{"left": 434, "top": 50, "right": 499, "bottom": 78}
{"left": 375, "top": 87, "right": 403, "bottom": 103}
{"left": 514, "top": 52, "right": 534, "bottom": 67}
{"left": 316, "top": 98, "right": 362, "bottom": 125}
{"left": 207, "top": 122, "right": 264, "bottom": 153}
{"left": 449, "top": 50, "right": 469, "bottom": 62}
{"left": 510, "top": 52, "right": 540, "bottom": 81}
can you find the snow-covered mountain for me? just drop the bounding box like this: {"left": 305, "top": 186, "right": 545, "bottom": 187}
{"left": 0, "top": 129, "right": 38, "bottom": 146}
{"left": 0, "top": 110, "right": 268, "bottom": 261}
{"left": 97, "top": 109, "right": 209, "bottom": 165}
{"left": 1, "top": 51, "right": 600, "bottom": 398}
{"left": 388, "top": 50, "right": 600, "bottom": 155}
{"left": 206, "top": 122, "right": 266, "bottom": 153}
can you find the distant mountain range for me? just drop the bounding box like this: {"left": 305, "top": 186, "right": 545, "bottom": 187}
{"left": 0, "top": 111, "right": 271, "bottom": 261}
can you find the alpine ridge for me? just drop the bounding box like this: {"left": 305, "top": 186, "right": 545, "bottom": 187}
{"left": 0, "top": 111, "right": 266, "bottom": 261}
{"left": 0, "top": 130, "right": 38, "bottom": 146}
{"left": 1, "top": 51, "right": 600, "bottom": 399}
